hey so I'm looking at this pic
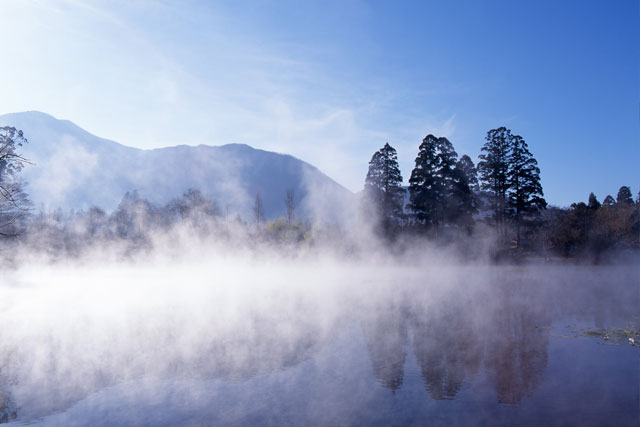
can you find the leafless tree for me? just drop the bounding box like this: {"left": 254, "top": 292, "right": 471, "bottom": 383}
{"left": 0, "top": 127, "right": 31, "bottom": 237}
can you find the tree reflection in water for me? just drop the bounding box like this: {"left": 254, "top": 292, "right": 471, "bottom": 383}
{"left": 0, "top": 391, "right": 17, "bottom": 424}
{"left": 0, "top": 366, "right": 17, "bottom": 424}
{"left": 362, "top": 299, "right": 409, "bottom": 392}
{"left": 412, "top": 299, "right": 482, "bottom": 400}
{"left": 0, "top": 265, "right": 636, "bottom": 424}
{"left": 485, "top": 276, "right": 549, "bottom": 404}
{"left": 362, "top": 273, "right": 550, "bottom": 404}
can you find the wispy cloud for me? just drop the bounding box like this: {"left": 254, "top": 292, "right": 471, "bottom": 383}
{"left": 0, "top": 0, "right": 457, "bottom": 192}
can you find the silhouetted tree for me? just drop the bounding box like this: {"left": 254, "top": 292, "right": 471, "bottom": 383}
{"left": 0, "top": 127, "right": 31, "bottom": 237}
{"left": 478, "top": 127, "right": 511, "bottom": 245}
{"left": 507, "top": 134, "right": 546, "bottom": 247}
{"left": 587, "top": 192, "right": 601, "bottom": 210}
{"left": 456, "top": 154, "right": 479, "bottom": 191}
{"left": 616, "top": 186, "right": 633, "bottom": 206}
{"left": 408, "top": 135, "right": 463, "bottom": 230}
{"left": 479, "top": 127, "right": 546, "bottom": 250}
{"left": 364, "top": 143, "right": 405, "bottom": 234}
{"left": 434, "top": 137, "right": 459, "bottom": 226}
{"left": 408, "top": 135, "right": 439, "bottom": 226}
{"left": 602, "top": 195, "right": 615, "bottom": 207}
{"left": 451, "top": 154, "right": 478, "bottom": 229}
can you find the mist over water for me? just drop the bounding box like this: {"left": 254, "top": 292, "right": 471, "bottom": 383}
{"left": 0, "top": 244, "right": 638, "bottom": 426}
{"left": 0, "top": 1, "right": 637, "bottom": 425}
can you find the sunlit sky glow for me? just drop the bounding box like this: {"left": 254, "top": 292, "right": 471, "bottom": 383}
{"left": 0, "top": 0, "right": 637, "bottom": 206}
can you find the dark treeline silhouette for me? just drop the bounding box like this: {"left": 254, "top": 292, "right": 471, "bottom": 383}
{"left": 540, "top": 189, "right": 639, "bottom": 260}
{"left": 364, "top": 128, "right": 546, "bottom": 249}
{"left": 364, "top": 128, "right": 638, "bottom": 261}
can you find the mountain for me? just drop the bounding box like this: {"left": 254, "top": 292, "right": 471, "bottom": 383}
{"left": 0, "top": 111, "right": 353, "bottom": 220}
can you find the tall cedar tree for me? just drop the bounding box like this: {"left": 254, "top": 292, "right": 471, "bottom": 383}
{"left": 507, "top": 134, "right": 546, "bottom": 247}
{"left": 408, "top": 135, "right": 473, "bottom": 230}
{"left": 434, "top": 137, "right": 459, "bottom": 226}
{"left": 451, "top": 154, "right": 479, "bottom": 228}
{"left": 477, "top": 127, "right": 511, "bottom": 244}
{"left": 407, "top": 135, "right": 440, "bottom": 227}
{"left": 456, "top": 154, "right": 479, "bottom": 191}
{"left": 364, "top": 143, "right": 405, "bottom": 233}
{"left": 478, "top": 127, "right": 545, "bottom": 248}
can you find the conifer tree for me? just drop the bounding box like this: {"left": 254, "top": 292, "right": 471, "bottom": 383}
{"left": 477, "top": 127, "right": 511, "bottom": 244}
{"left": 408, "top": 135, "right": 470, "bottom": 230}
{"left": 507, "top": 134, "right": 546, "bottom": 247}
{"left": 433, "top": 137, "right": 459, "bottom": 226}
{"left": 616, "top": 186, "right": 633, "bottom": 206}
{"left": 602, "top": 195, "right": 615, "bottom": 207}
{"left": 408, "top": 135, "right": 439, "bottom": 226}
{"left": 587, "top": 192, "right": 601, "bottom": 210}
{"left": 364, "top": 143, "right": 405, "bottom": 233}
{"left": 478, "top": 127, "right": 545, "bottom": 249}
{"left": 451, "top": 155, "right": 478, "bottom": 228}
{"left": 456, "top": 155, "right": 479, "bottom": 191}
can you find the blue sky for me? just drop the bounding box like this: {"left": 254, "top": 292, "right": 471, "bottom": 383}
{"left": 0, "top": 0, "right": 637, "bottom": 206}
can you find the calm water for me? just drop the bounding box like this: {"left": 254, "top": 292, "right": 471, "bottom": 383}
{"left": 0, "top": 263, "right": 638, "bottom": 426}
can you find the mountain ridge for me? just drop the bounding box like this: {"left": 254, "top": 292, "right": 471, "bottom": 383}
{"left": 0, "top": 111, "right": 353, "bottom": 221}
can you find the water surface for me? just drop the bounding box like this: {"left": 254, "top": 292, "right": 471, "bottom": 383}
{"left": 0, "top": 263, "right": 638, "bottom": 426}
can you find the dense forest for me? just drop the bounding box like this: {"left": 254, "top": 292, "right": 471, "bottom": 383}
{"left": 0, "top": 125, "right": 638, "bottom": 262}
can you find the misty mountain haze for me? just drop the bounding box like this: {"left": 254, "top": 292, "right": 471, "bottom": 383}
{"left": 0, "top": 111, "right": 353, "bottom": 220}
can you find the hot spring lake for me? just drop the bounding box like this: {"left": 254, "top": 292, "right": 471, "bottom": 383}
{"left": 0, "top": 261, "right": 638, "bottom": 426}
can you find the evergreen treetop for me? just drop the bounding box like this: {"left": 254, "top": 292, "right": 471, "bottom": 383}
{"left": 364, "top": 143, "right": 405, "bottom": 233}
{"left": 616, "top": 186, "right": 634, "bottom": 206}
{"left": 587, "top": 192, "right": 600, "bottom": 210}
{"left": 407, "top": 135, "right": 439, "bottom": 226}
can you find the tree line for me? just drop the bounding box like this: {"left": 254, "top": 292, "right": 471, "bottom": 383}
{"left": 16, "top": 187, "right": 314, "bottom": 260}
{"left": 364, "top": 127, "right": 638, "bottom": 259}
{"left": 0, "top": 124, "right": 637, "bottom": 261}
{"left": 541, "top": 187, "right": 638, "bottom": 259}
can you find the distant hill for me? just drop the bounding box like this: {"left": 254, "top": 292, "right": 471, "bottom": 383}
{"left": 0, "top": 111, "right": 353, "bottom": 220}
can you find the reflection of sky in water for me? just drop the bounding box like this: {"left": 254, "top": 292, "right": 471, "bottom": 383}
{"left": 0, "top": 264, "right": 638, "bottom": 426}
